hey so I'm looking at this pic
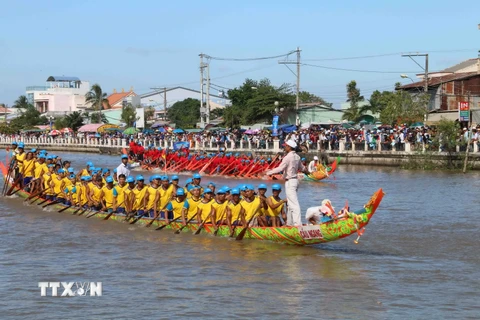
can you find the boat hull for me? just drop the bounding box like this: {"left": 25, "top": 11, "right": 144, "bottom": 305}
{"left": 6, "top": 183, "right": 384, "bottom": 246}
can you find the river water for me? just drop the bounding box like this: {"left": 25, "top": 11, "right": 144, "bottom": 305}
{"left": 0, "top": 151, "right": 478, "bottom": 319}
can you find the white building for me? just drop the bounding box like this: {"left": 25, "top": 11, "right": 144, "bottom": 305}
{"left": 26, "top": 76, "right": 90, "bottom": 115}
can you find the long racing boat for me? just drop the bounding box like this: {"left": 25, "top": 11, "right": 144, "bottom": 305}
{"left": 4, "top": 181, "right": 384, "bottom": 246}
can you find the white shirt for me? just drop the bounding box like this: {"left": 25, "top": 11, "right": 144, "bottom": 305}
{"left": 308, "top": 160, "right": 318, "bottom": 173}
{"left": 305, "top": 206, "right": 322, "bottom": 223}
{"left": 116, "top": 162, "right": 131, "bottom": 177}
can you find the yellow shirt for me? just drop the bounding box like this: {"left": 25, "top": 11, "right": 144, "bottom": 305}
{"left": 52, "top": 177, "right": 65, "bottom": 198}
{"left": 115, "top": 183, "right": 128, "bottom": 208}
{"left": 186, "top": 197, "right": 202, "bottom": 220}
{"left": 228, "top": 201, "right": 244, "bottom": 222}
{"left": 166, "top": 198, "right": 189, "bottom": 219}
{"left": 240, "top": 197, "right": 261, "bottom": 221}
{"left": 145, "top": 186, "right": 159, "bottom": 210}
{"left": 197, "top": 199, "right": 213, "bottom": 223}
{"left": 15, "top": 152, "right": 26, "bottom": 171}
{"left": 22, "top": 159, "right": 35, "bottom": 177}
{"left": 267, "top": 196, "right": 284, "bottom": 217}
{"left": 159, "top": 185, "right": 174, "bottom": 210}
{"left": 34, "top": 162, "right": 46, "bottom": 179}
{"left": 42, "top": 173, "right": 54, "bottom": 195}
{"left": 211, "top": 200, "right": 228, "bottom": 221}
{"left": 102, "top": 186, "right": 117, "bottom": 209}
{"left": 132, "top": 186, "right": 148, "bottom": 210}
{"left": 63, "top": 177, "right": 73, "bottom": 188}
{"left": 80, "top": 183, "right": 89, "bottom": 205}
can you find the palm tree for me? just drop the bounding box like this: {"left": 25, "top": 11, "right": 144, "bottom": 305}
{"left": 13, "top": 95, "right": 31, "bottom": 108}
{"left": 64, "top": 111, "right": 84, "bottom": 131}
{"left": 85, "top": 84, "right": 110, "bottom": 123}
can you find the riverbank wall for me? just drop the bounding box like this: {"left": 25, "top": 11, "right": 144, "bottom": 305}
{"left": 1, "top": 137, "right": 480, "bottom": 169}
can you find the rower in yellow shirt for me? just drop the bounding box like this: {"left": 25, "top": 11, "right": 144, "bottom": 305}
{"left": 33, "top": 154, "right": 47, "bottom": 194}
{"left": 132, "top": 175, "right": 148, "bottom": 217}
{"left": 165, "top": 188, "right": 189, "bottom": 224}
{"left": 22, "top": 151, "right": 36, "bottom": 189}
{"left": 99, "top": 177, "right": 118, "bottom": 212}
{"left": 226, "top": 188, "right": 246, "bottom": 233}
{"left": 240, "top": 184, "right": 261, "bottom": 226}
{"left": 145, "top": 175, "right": 160, "bottom": 218}
{"left": 196, "top": 188, "right": 214, "bottom": 225}
{"left": 185, "top": 185, "right": 202, "bottom": 221}
{"left": 158, "top": 176, "right": 174, "bottom": 211}
{"left": 211, "top": 188, "right": 228, "bottom": 232}
{"left": 90, "top": 176, "right": 104, "bottom": 210}
{"left": 50, "top": 169, "right": 67, "bottom": 203}
{"left": 42, "top": 165, "right": 56, "bottom": 200}
{"left": 266, "top": 184, "right": 286, "bottom": 227}
{"left": 124, "top": 176, "right": 136, "bottom": 217}
{"left": 114, "top": 174, "right": 129, "bottom": 214}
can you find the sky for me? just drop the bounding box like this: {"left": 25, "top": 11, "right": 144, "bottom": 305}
{"left": 1, "top": 0, "right": 479, "bottom": 108}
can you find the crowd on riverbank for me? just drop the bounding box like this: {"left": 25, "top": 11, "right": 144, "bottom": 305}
{"left": 2, "top": 123, "right": 479, "bottom": 152}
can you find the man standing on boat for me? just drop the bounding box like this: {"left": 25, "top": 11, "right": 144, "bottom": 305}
{"left": 266, "top": 140, "right": 307, "bottom": 226}
{"left": 116, "top": 155, "right": 131, "bottom": 177}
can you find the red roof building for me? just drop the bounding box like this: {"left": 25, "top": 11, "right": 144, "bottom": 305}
{"left": 106, "top": 88, "right": 137, "bottom": 109}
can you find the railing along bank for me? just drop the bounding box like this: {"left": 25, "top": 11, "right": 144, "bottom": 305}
{"left": 0, "top": 136, "right": 478, "bottom": 154}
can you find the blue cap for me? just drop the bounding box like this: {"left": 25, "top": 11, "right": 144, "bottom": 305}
{"left": 171, "top": 175, "right": 179, "bottom": 180}
{"left": 176, "top": 188, "right": 185, "bottom": 196}
{"left": 113, "top": 168, "right": 117, "bottom": 173}
{"left": 80, "top": 176, "right": 86, "bottom": 181}
{"left": 152, "top": 174, "right": 161, "bottom": 180}
{"left": 89, "top": 166, "right": 95, "bottom": 171}
{"left": 231, "top": 188, "right": 240, "bottom": 195}
{"left": 121, "top": 154, "right": 128, "bottom": 159}
{"left": 57, "top": 169, "right": 65, "bottom": 173}
{"left": 187, "top": 184, "right": 194, "bottom": 192}
{"left": 161, "top": 175, "right": 169, "bottom": 181}
{"left": 186, "top": 178, "right": 193, "bottom": 184}
{"left": 106, "top": 176, "right": 114, "bottom": 183}
{"left": 126, "top": 176, "right": 135, "bottom": 183}
{"left": 12, "top": 141, "right": 17, "bottom": 145}
{"left": 102, "top": 168, "right": 109, "bottom": 174}
{"left": 272, "top": 184, "right": 282, "bottom": 190}
{"left": 301, "top": 157, "right": 306, "bottom": 161}
{"left": 86, "top": 161, "right": 93, "bottom": 167}
{"left": 239, "top": 184, "right": 248, "bottom": 191}
{"left": 46, "top": 155, "right": 52, "bottom": 160}
{"left": 69, "top": 174, "right": 76, "bottom": 179}
{"left": 85, "top": 176, "right": 92, "bottom": 181}
{"left": 38, "top": 154, "right": 46, "bottom": 159}
{"left": 67, "top": 168, "right": 74, "bottom": 173}
{"left": 40, "top": 150, "right": 46, "bottom": 154}
{"left": 136, "top": 175, "right": 144, "bottom": 181}
{"left": 258, "top": 183, "right": 267, "bottom": 190}
{"left": 245, "top": 184, "right": 255, "bottom": 191}
{"left": 203, "top": 188, "right": 213, "bottom": 194}
{"left": 193, "top": 173, "right": 201, "bottom": 179}
{"left": 47, "top": 164, "right": 54, "bottom": 168}
{"left": 222, "top": 186, "right": 231, "bottom": 192}
{"left": 217, "top": 189, "right": 226, "bottom": 194}
{"left": 149, "top": 176, "right": 154, "bottom": 182}
{"left": 208, "top": 182, "right": 216, "bottom": 187}
{"left": 18, "top": 142, "right": 24, "bottom": 148}
{"left": 30, "top": 148, "right": 37, "bottom": 153}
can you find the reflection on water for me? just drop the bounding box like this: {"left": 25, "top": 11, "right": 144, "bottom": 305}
{"left": 0, "top": 151, "right": 479, "bottom": 319}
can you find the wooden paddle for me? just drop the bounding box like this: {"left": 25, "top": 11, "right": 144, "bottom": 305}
{"left": 86, "top": 208, "right": 102, "bottom": 218}
{"left": 155, "top": 216, "right": 181, "bottom": 231}
{"left": 72, "top": 204, "right": 85, "bottom": 215}
{"left": 42, "top": 199, "right": 61, "bottom": 208}
{"left": 2, "top": 160, "right": 16, "bottom": 196}
{"left": 5, "top": 175, "right": 22, "bottom": 196}
{"left": 235, "top": 212, "right": 259, "bottom": 241}
{"left": 174, "top": 213, "right": 198, "bottom": 234}
{"left": 9, "top": 179, "right": 34, "bottom": 196}
{"left": 103, "top": 201, "right": 124, "bottom": 221}
{"left": 194, "top": 214, "right": 212, "bottom": 235}
{"left": 58, "top": 204, "right": 73, "bottom": 213}
{"left": 26, "top": 188, "right": 45, "bottom": 201}
{"left": 145, "top": 211, "right": 162, "bottom": 227}
{"left": 129, "top": 211, "right": 148, "bottom": 224}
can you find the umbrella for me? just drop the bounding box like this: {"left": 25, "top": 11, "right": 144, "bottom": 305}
{"left": 143, "top": 129, "right": 154, "bottom": 134}
{"left": 105, "top": 127, "right": 121, "bottom": 132}
{"left": 123, "top": 127, "right": 139, "bottom": 135}
{"left": 155, "top": 127, "right": 166, "bottom": 133}
{"left": 61, "top": 128, "right": 73, "bottom": 133}
{"left": 49, "top": 130, "right": 61, "bottom": 136}
{"left": 173, "top": 128, "right": 185, "bottom": 134}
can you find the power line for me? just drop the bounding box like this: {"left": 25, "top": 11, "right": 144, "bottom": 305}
{"left": 303, "top": 49, "right": 477, "bottom": 61}
{"left": 205, "top": 50, "right": 296, "bottom": 61}
{"left": 302, "top": 63, "right": 420, "bottom": 74}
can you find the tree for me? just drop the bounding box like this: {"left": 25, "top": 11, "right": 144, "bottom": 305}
{"left": 210, "top": 108, "right": 224, "bottom": 119}
{"left": 9, "top": 105, "right": 48, "bottom": 131}
{"left": 167, "top": 98, "right": 200, "bottom": 128}
{"left": 90, "top": 112, "right": 109, "bottom": 124}
{"left": 13, "top": 95, "right": 31, "bottom": 108}
{"left": 435, "top": 119, "right": 461, "bottom": 168}
{"left": 299, "top": 91, "right": 333, "bottom": 107}
{"left": 342, "top": 80, "right": 367, "bottom": 122}
{"left": 64, "top": 111, "right": 84, "bottom": 131}
{"left": 379, "top": 91, "right": 429, "bottom": 125}
{"left": 54, "top": 117, "right": 67, "bottom": 130}
{"left": 85, "top": 84, "right": 110, "bottom": 122}
{"left": 145, "top": 107, "right": 155, "bottom": 121}
{"left": 121, "top": 103, "right": 138, "bottom": 127}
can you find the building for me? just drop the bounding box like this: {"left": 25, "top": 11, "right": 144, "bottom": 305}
{"left": 286, "top": 103, "right": 344, "bottom": 126}
{"left": 398, "top": 58, "right": 480, "bottom": 123}
{"left": 105, "top": 88, "right": 139, "bottom": 109}
{"left": 26, "top": 76, "right": 90, "bottom": 115}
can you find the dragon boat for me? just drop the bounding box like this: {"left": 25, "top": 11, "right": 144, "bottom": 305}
{"left": 4, "top": 181, "right": 384, "bottom": 245}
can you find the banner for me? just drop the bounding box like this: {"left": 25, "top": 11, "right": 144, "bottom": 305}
{"left": 173, "top": 141, "right": 190, "bottom": 151}
{"left": 459, "top": 101, "right": 470, "bottom": 122}
{"left": 272, "top": 115, "right": 279, "bottom": 136}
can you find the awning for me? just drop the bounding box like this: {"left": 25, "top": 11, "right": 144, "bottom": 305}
{"left": 78, "top": 124, "right": 120, "bottom": 133}
{"left": 425, "top": 112, "right": 458, "bottom": 125}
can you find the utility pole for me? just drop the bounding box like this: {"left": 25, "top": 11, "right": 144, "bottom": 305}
{"left": 163, "top": 87, "right": 167, "bottom": 120}
{"left": 206, "top": 60, "right": 211, "bottom": 126}
{"left": 199, "top": 53, "right": 206, "bottom": 128}
{"left": 401, "top": 53, "right": 429, "bottom": 122}
{"left": 278, "top": 47, "right": 301, "bottom": 126}
{"left": 463, "top": 91, "right": 472, "bottom": 173}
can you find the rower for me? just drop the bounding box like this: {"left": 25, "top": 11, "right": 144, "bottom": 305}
{"left": 124, "top": 176, "right": 136, "bottom": 216}
{"left": 196, "top": 188, "right": 214, "bottom": 225}
{"left": 308, "top": 156, "right": 319, "bottom": 173}
{"left": 132, "top": 175, "right": 148, "bottom": 217}
{"left": 165, "top": 187, "right": 189, "bottom": 224}
{"left": 184, "top": 178, "right": 193, "bottom": 189}
{"left": 266, "top": 184, "right": 287, "bottom": 227}
{"left": 113, "top": 168, "right": 118, "bottom": 183}
{"left": 145, "top": 174, "right": 160, "bottom": 218}
{"left": 256, "top": 184, "right": 269, "bottom": 227}
{"left": 50, "top": 169, "right": 67, "bottom": 203}
{"left": 210, "top": 187, "right": 228, "bottom": 232}
{"left": 81, "top": 162, "right": 93, "bottom": 176}
{"left": 114, "top": 174, "right": 128, "bottom": 214}
{"left": 13, "top": 142, "right": 26, "bottom": 187}
{"left": 101, "top": 168, "right": 110, "bottom": 185}
{"left": 22, "top": 151, "right": 36, "bottom": 190}
{"left": 185, "top": 185, "right": 202, "bottom": 222}
{"left": 207, "top": 182, "right": 216, "bottom": 194}
{"left": 63, "top": 161, "right": 71, "bottom": 172}
{"left": 222, "top": 186, "right": 231, "bottom": 201}
{"left": 77, "top": 176, "right": 93, "bottom": 208}
{"left": 159, "top": 175, "right": 174, "bottom": 211}
{"left": 42, "top": 164, "right": 56, "bottom": 200}
{"left": 305, "top": 199, "right": 335, "bottom": 224}
{"left": 240, "top": 184, "right": 261, "bottom": 227}
{"left": 90, "top": 176, "right": 104, "bottom": 210}
{"left": 64, "top": 174, "right": 78, "bottom": 206}
{"left": 226, "top": 188, "right": 246, "bottom": 233}
{"left": 171, "top": 175, "right": 180, "bottom": 191}
{"left": 100, "top": 176, "right": 117, "bottom": 213}
{"left": 191, "top": 173, "right": 203, "bottom": 191}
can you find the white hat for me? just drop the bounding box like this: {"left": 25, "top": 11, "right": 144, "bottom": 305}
{"left": 313, "top": 156, "right": 319, "bottom": 160}
{"left": 463, "top": 128, "right": 467, "bottom": 130}
{"left": 285, "top": 140, "right": 297, "bottom": 148}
